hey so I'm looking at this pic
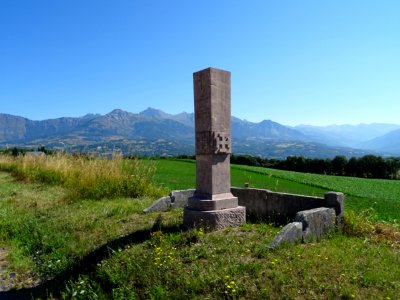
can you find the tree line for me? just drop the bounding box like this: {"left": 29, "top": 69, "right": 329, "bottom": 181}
{"left": 230, "top": 154, "right": 400, "bottom": 180}
{"left": 0, "top": 146, "right": 54, "bottom": 156}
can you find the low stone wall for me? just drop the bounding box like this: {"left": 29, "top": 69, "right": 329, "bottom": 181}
{"left": 145, "top": 187, "right": 344, "bottom": 228}
{"left": 144, "top": 187, "right": 344, "bottom": 247}
{"left": 231, "top": 188, "right": 344, "bottom": 228}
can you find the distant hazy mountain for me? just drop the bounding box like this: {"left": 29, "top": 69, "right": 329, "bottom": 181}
{"left": 0, "top": 108, "right": 396, "bottom": 158}
{"left": 359, "top": 129, "right": 400, "bottom": 154}
{"left": 294, "top": 123, "right": 400, "bottom": 149}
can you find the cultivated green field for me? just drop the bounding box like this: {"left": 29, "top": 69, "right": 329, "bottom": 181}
{"left": 0, "top": 156, "right": 398, "bottom": 299}
{"left": 153, "top": 159, "right": 400, "bottom": 222}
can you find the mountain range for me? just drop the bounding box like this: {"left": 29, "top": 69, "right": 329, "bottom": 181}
{"left": 0, "top": 108, "right": 399, "bottom": 158}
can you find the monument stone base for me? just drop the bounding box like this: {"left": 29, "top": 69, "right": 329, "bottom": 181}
{"left": 183, "top": 206, "right": 246, "bottom": 230}
{"left": 188, "top": 193, "right": 239, "bottom": 211}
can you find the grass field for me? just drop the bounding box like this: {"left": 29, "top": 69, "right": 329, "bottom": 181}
{"left": 153, "top": 159, "right": 328, "bottom": 196}
{"left": 152, "top": 159, "right": 400, "bottom": 222}
{"left": 0, "top": 171, "right": 157, "bottom": 291}
{"left": 0, "top": 156, "right": 398, "bottom": 299}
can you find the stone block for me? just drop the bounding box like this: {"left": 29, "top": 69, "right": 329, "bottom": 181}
{"left": 188, "top": 194, "right": 238, "bottom": 211}
{"left": 183, "top": 206, "right": 246, "bottom": 230}
{"left": 295, "top": 207, "right": 336, "bottom": 242}
{"left": 170, "top": 189, "right": 195, "bottom": 209}
{"left": 196, "top": 154, "right": 231, "bottom": 195}
{"left": 193, "top": 68, "right": 231, "bottom": 134}
{"left": 143, "top": 196, "right": 171, "bottom": 213}
{"left": 268, "top": 222, "right": 303, "bottom": 249}
{"left": 324, "top": 192, "right": 345, "bottom": 230}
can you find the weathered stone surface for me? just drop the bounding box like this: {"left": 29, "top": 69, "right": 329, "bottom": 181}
{"left": 324, "top": 192, "right": 345, "bottom": 230}
{"left": 193, "top": 68, "right": 231, "bottom": 138}
{"left": 170, "top": 189, "right": 195, "bottom": 209}
{"left": 268, "top": 222, "right": 303, "bottom": 249}
{"left": 143, "top": 196, "right": 171, "bottom": 213}
{"left": 233, "top": 188, "right": 328, "bottom": 222}
{"left": 195, "top": 154, "right": 231, "bottom": 196}
{"left": 145, "top": 189, "right": 342, "bottom": 245}
{"left": 295, "top": 207, "right": 336, "bottom": 242}
{"left": 192, "top": 67, "right": 233, "bottom": 196}
{"left": 183, "top": 67, "right": 245, "bottom": 229}
{"left": 196, "top": 131, "right": 231, "bottom": 155}
{"left": 232, "top": 188, "right": 344, "bottom": 224}
{"left": 183, "top": 206, "right": 246, "bottom": 230}
{"left": 188, "top": 195, "right": 238, "bottom": 211}
{"left": 144, "top": 188, "right": 345, "bottom": 224}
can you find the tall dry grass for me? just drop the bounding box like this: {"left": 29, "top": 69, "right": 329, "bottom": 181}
{"left": 344, "top": 209, "right": 400, "bottom": 248}
{"left": 0, "top": 153, "right": 165, "bottom": 200}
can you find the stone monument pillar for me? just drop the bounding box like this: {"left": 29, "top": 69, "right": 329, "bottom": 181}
{"left": 183, "top": 67, "right": 246, "bottom": 230}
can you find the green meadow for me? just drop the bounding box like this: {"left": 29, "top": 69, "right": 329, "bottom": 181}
{"left": 0, "top": 156, "right": 398, "bottom": 299}
{"left": 153, "top": 159, "right": 400, "bottom": 222}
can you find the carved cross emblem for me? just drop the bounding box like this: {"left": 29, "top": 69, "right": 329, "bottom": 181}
{"left": 213, "top": 132, "right": 230, "bottom": 154}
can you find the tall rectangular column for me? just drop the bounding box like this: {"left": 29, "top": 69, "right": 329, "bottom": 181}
{"left": 183, "top": 67, "right": 246, "bottom": 230}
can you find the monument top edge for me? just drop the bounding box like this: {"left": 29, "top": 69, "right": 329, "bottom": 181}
{"left": 193, "top": 67, "right": 231, "bottom": 75}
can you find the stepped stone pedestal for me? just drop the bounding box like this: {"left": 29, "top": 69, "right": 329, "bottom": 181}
{"left": 183, "top": 67, "right": 246, "bottom": 230}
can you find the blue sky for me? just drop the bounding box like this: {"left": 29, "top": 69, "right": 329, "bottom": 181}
{"left": 1, "top": 1, "right": 399, "bottom": 126}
